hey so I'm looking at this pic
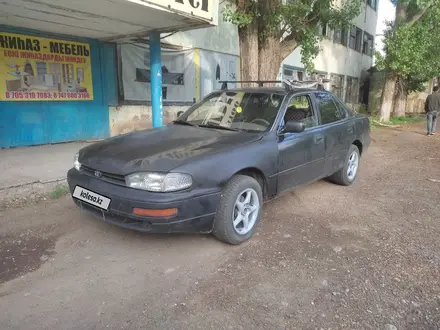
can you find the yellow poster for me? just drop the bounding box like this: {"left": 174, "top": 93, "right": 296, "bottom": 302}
{"left": 0, "top": 32, "right": 93, "bottom": 101}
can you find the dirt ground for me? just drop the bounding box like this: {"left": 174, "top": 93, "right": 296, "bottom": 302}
{"left": 1, "top": 124, "right": 440, "bottom": 330}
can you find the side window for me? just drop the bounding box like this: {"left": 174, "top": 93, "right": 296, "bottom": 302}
{"left": 284, "top": 94, "right": 318, "bottom": 129}
{"left": 315, "top": 92, "right": 346, "bottom": 124}
{"left": 334, "top": 97, "right": 353, "bottom": 117}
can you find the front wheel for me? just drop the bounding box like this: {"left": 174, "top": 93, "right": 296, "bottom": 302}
{"left": 328, "top": 144, "right": 360, "bottom": 186}
{"left": 213, "top": 175, "right": 263, "bottom": 245}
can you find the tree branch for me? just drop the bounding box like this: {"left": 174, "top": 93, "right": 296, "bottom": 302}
{"left": 280, "top": 34, "right": 299, "bottom": 60}
{"left": 406, "top": 7, "right": 430, "bottom": 27}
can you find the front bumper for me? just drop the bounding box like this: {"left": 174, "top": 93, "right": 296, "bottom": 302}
{"left": 67, "top": 168, "right": 221, "bottom": 233}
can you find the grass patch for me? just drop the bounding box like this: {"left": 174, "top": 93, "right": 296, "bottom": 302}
{"left": 387, "top": 115, "right": 424, "bottom": 125}
{"left": 369, "top": 115, "right": 424, "bottom": 129}
{"left": 50, "top": 184, "right": 70, "bottom": 200}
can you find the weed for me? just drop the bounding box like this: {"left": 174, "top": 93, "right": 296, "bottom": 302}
{"left": 358, "top": 104, "right": 368, "bottom": 114}
{"left": 387, "top": 116, "right": 424, "bottom": 125}
{"left": 50, "top": 184, "right": 70, "bottom": 200}
{"left": 369, "top": 115, "right": 424, "bottom": 127}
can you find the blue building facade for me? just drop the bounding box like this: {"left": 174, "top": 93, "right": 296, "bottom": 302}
{"left": 0, "top": 26, "right": 118, "bottom": 148}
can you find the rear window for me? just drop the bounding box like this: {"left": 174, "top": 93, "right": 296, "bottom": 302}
{"left": 315, "top": 92, "right": 347, "bottom": 124}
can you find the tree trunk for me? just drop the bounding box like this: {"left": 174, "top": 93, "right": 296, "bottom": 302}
{"left": 236, "top": 0, "right": 259, "bottom": 86}
{"left": 238, "top": 23, "right": 259, "bottom": 85}
{"left": 258, "top": 36, "right": 281, "bottom": 81}
{"left": 393, "top": 88, "right": 407, "bottom": 117}
{"left": 378, "top": 1, "right": 407, "bottom": 122}
{"left": 393, "top": 77, "right": 408, "bottom": 117}
{"left": 379, "top": 72, "right": 396, "bottom": 122}
{"left": 256, "top": 0, "right": 282, "bottom": 82}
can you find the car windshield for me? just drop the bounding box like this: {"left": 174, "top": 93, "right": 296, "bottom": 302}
{"left": 178, "top": 91, "right": 286, "bottom": 132}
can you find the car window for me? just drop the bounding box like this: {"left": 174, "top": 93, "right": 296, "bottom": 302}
{"left": 315, "top": 92, "right": 347, "bottom": 124}
{"left": 283, "top": 94, "right": 318, "bottom": 129}
{"left": 184, "top": 91, "right": 285, "bottom": 132}
{"left": 334, "top": 97, "right": 354, "bottom": 117}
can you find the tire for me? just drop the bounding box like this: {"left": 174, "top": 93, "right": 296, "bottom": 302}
{"left": 328, "top": 144, "right": 360, "bottom": 186}
{"left": 212, "top": 175, "right": 263, "bottom": 245}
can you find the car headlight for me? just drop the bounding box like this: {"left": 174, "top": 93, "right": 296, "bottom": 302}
{"left": 125, "top": 172, "right": 192, "bottom": 192}
{"left": 74, "top": 152, "right": 81, "bottom": 171}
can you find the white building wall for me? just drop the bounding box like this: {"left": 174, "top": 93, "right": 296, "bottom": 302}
{"left": 281, "top": 2, "right": 378, "bottom": 102}
{"left": 162, "top": 1, "right": 239, "bottom": 56}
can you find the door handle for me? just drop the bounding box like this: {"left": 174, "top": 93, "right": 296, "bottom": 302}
{"left": 314, "top": 135, "right": 324, "bottom": 144}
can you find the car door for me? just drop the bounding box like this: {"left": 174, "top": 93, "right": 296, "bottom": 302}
{"left": 277, "top": 93, "right": 326, "bottom": 192}
{"left": 313, "top": 91, "right": 355, "bottom": 176}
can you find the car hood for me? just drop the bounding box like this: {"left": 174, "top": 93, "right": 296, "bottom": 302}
{"left": 79, "top": 125, "right": 262, "bottom": 174}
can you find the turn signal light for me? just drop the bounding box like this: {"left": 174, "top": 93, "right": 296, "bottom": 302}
{"left": 133, "top": 207, "right": 178, "bottom": 217}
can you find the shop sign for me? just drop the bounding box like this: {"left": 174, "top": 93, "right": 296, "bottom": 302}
{"left": 0, "top": 32, "right": 93, "bottom": 101}
{"left": 144, "top": 0, "right": 213, "bottom": 21}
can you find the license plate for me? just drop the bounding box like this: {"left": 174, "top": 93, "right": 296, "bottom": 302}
{"left": 73, "top": 186, "right": 111, "bottom": 210}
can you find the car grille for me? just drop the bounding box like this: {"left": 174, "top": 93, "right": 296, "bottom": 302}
{"left": 81, "top": 165, "right": 126, "bottom": 186}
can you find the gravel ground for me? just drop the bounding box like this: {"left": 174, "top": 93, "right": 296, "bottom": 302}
{"left": 0, "top": 125, "right": 440, "bottom": 330}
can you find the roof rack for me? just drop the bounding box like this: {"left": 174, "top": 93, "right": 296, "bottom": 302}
{"left": 219, "top": 80, "right": 288, "bottom": 91}
{"left": 219, "top": 79, "right": 331, "bottom": 91}
{"left": 284, "top": 78, "right": 331, "bottom": 90}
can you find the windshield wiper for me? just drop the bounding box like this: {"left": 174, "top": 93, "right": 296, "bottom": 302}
{"left": 199, "top": 124, "right": 239, "bottom": 132}
{"left": 173, "top": 120, "right": 198, "bottom": 127}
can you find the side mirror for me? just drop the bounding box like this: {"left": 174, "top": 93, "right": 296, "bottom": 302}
{"left": 282, "top": 120, "right": 305, "bottom": 134}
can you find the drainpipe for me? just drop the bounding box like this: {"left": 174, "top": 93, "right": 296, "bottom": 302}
{"left": 149, "top": 31, "right": 163, "bottom": 128}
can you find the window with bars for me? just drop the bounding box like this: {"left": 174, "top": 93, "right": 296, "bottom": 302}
{"left": 345, "top": 76, "right": 360, "bottom": 104}
{"left": 330, "top": 74, "right": 345, "bottom": 99}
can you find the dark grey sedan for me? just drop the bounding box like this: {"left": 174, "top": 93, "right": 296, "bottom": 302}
{"left": 67, "top": 84, "right": 370, "bottom": 245}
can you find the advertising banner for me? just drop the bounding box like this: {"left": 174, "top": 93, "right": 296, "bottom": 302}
{"left": 0, "top": 32, "right": 93, "bottom": 101}
{"left": 120, "top": 43, "right": 195, "bottom": 102}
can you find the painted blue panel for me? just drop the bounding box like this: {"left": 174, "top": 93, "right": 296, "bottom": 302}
{"left": 0, "top": 26, "right": 115, "bottom": 148}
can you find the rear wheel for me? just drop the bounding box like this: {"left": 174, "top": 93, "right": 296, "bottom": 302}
{"left": 328, "top": 144, "right": 360, "bottom": 186}
{"left": 213, "top": 175, "right": 263, "bottom": 245}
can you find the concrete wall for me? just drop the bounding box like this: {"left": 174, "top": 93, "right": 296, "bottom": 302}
{"left": 109, "top": 104, "right": 189, "bottom": 136}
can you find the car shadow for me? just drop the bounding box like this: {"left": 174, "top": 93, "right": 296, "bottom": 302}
{"left": 77, "top": 210, "right": 218, "bottom": 246}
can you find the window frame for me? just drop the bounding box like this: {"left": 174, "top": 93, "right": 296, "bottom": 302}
{"left": 348, "top": 26, "right": 357, "bottom": 50}
{"left": 355, "top": 28, "right": 363, "bottom": 52}
{"left": 330, "top": 74, "right": 345, "bottom": 99}
{"left": 345, "top": 76, "right": 360, "bottom": 104}
{"left": 345, "top": 76, "right": 353, "bottom": 103}
{"left": 367, "top": 0, "right": 377, "bottom": 11}
{"left": 283, "top": 93, "right": 319, "bottom": 130}
{"left": 333, "top": 27, "right": 348, "bottom": 46}
{"left": 277, "top": 92, "right": 319, "bottom": 134}
{"left": 362, "top": 32, "right": 374, "bottom": 56}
